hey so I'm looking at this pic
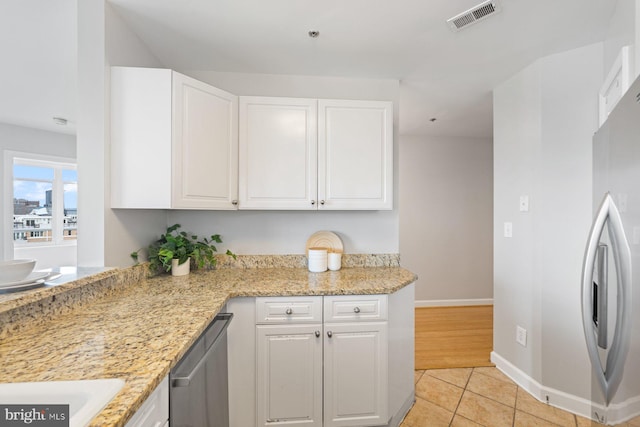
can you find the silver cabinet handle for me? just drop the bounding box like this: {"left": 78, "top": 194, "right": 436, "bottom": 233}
{"left": 285, "top": 308, "right": 293, "bottom": 315}
{"left": 311, "top": 200, "right": 316, "bottom": 205}
{"left": 320, "top": 200, "right": 325, "bottom": 205}
{"left": 353, "top": 307, "right": 360, "bottom": 313}
{"left": 315, "top": 331, "right": 320, "bottom": 338}
{"left": 327, "top": 331, "right": 332, "bottom": 338}
{"left": 231, "top": 200, "right": 238, "bottom": 205}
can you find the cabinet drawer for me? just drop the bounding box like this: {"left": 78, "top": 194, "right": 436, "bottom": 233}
{"left": 256, "top": 296, "right": 322, "bottom": 324}
{"left": 324, "top": 295, "right": 387, "bottom": 322}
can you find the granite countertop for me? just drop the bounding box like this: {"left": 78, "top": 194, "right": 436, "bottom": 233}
{"left": 0, "top": 266, "right": 116, "bottom": 307}
{"left": 0, "top": 262, "right": 416, "bottom": 427}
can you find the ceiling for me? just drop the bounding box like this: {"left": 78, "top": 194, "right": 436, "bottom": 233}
{"left": 2, "top": 0, "right": 618, "bottom": 138}
{"left": 1, "top": 0, "right": 76, "bottom": 135}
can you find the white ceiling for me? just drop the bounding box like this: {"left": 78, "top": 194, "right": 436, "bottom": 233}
{"left": 1, "top": 0, "right": 76, "bottom": 135}
{"left": 1, "top": 0, "right": 618, "bottom": 138}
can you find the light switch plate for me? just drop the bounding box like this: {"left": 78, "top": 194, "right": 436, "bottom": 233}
{"left": 519, "top": 195, "right": 529, "bottom": 212}
{"left": 504, "top": 222, "right": 513, "bottom": 238}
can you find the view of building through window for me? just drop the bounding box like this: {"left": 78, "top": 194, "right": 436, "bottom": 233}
{"left": 13, "top": 160, "right": 77, "bottom": 246}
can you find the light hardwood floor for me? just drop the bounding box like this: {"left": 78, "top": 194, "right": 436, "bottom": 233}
{"left": 407, "top": 306, "right": 640, "bottom": 425}
{"left": 415, "top": 305, "right": 494, "bottom": 370}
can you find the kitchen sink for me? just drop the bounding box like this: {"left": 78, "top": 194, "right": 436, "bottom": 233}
{"left": 0, "top": 378, "right": 125, "bottom": 427}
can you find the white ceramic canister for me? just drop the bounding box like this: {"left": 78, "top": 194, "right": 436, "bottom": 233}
{"left": 308, "top": 248, "right": 328, "bottom": 272}
{"left": 328, "top": 252, "right": 342, "bottom": 271}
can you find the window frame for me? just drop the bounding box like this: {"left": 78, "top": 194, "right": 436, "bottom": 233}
{"left": 3, "top": 151, "right": 77, "bottom": 256}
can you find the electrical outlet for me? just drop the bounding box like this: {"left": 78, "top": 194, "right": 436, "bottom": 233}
{"left": 516, "top": 326, "right": 527, "bottom": 347}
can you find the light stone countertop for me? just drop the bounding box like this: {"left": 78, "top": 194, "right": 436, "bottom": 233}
{"left": 0, "top": 262, "right": 416, "bottom": 427}
{"left": 0, "top": 266, "right": 116, "bottom": 307}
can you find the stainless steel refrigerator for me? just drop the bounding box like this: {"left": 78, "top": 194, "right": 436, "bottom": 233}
{"left": 582, "top": 75, "right": 640, "bottom": 425}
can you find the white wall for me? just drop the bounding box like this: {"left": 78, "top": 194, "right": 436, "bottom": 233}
{"left": 538, "top": 44, "right": 604, "bottom": 397}
{"left": 77, "top": 0, "right": 106, "bottom": 267}
{"left": 493, "top": 58, "right": 542, "bottom": 381}
{"left": 104, "top": 4, "right": 168, "bottom": 267}
{"left": 493, "top": 42, "right": 602, "bottom": 403}
{"left": 14, "top": 245, "right": 76, "bottom": 270}
{"left": 0, "top": 123, "right": 76, "bottom": 262}
{"left": 77, "top": 0, "right": 168, "bottom": 267}
{"left": 166, "top": 71, "right": 400, "bottom": 256}
{"left": 0, "top": 123, "right": 75, "bottom": 162}
{"left": 603, "top": 0, "right": 636, "bottom": 78}
{"left": 399, "top": 135, "right": 493, "bottom": 305}
{"left": 637, "top": 0, "right": 640, "bottom": 77}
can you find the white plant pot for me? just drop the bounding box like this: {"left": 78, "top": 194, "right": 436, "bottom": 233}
{"left": 171, "top": 257, "right": 191, "bottom": 276}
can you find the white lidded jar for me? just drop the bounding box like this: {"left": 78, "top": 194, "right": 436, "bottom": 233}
{"left": 328, "top": 252, "right": 342, "bottom": 271}
{"left": 307, "top": 248, "right": 328, "bottom": 272}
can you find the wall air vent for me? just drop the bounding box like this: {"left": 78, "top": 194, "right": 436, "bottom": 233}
{"left": 447, "top": 0, "right": 501, "bottom": 32}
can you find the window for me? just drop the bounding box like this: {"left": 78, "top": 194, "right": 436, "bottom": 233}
{"left": 12, "top": 158, "right": 77, "bottom": 247}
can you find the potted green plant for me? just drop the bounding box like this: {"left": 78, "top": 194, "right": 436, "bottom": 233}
{"left": 131, "top": 224, "right": 235, "bottom": 276}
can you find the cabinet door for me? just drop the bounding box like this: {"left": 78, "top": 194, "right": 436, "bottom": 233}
{"left": 256, "top": 324, "right": 323, "bottom": 427}
{"left": 172, "top": 72, "right": 239, "bottom": 209}
{"left": 239, "top": 97, "right": 318, "bottom": 210}
{"left": 324, "top": 322, "right": 388, "bottom": 427}
{"left": 318, "top": 100, "right": 393, "bottom": 210}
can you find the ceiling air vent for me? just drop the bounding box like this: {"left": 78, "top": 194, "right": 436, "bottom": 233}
{"left": 447, "top": 0, "right": 501, "bottom": 31}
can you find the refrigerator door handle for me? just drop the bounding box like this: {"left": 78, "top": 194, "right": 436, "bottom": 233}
{"left": 581, "top": 193, "right": 632, "bottom": 404}
{"left": 595, "top": 244, "right": 608, "bottom": 350}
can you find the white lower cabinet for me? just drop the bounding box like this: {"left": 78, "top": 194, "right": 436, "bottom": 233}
{"left": 227, "top": 285, "right": 415, "bottom": 427}
{"left": 323, "top": 322, "right": 388, "bottom": 427}
{"left": 256, "top": 324, "right": 323, "bottom": 426}
{"left": 254, "top": 296, "right": 388, "bottom": 427}
{"left": 125, "top": 376, "right": 169, "bottom": 427}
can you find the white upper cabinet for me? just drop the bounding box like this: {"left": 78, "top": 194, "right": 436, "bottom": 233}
{"left": 112, "top": 73, "right": 392, "bottom": 211}
{"left": 172, "top": 73, "right": 238, "bottom": 209}
{"left": 111, "top": 67, "right": 238, "bottom": 210}
{"left": 239, "top": 97, "right": 393, "bottom": 210}
{"left": 318, "top": 100, "right": 393, "bottom": 210}
{"left": 239, "top": 97, "right": 318, "bottom": 210}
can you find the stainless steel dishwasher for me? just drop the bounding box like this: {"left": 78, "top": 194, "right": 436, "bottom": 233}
{"left": 170, "top": 313, "right": 233, "bottom": 427}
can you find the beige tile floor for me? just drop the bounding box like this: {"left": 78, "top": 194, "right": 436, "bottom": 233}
{"left": 400, "top": 367, "right": 640, "bottom": 427}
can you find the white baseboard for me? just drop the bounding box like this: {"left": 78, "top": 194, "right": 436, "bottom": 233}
{"left": 415, "top": 298, "right": 493, "bottom": 307}
{"left": 387, "top": 393, "right": 415, "bottom": 427}
{"left": 491, "top": 351, "right": 640, "bottom": 425}
{"left": 608, "top": 395, "right": 640, "bottom": 425}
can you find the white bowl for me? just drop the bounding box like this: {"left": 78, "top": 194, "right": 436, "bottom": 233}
{"left": 0, "top": 259, "right": 36, "bottom": 283}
